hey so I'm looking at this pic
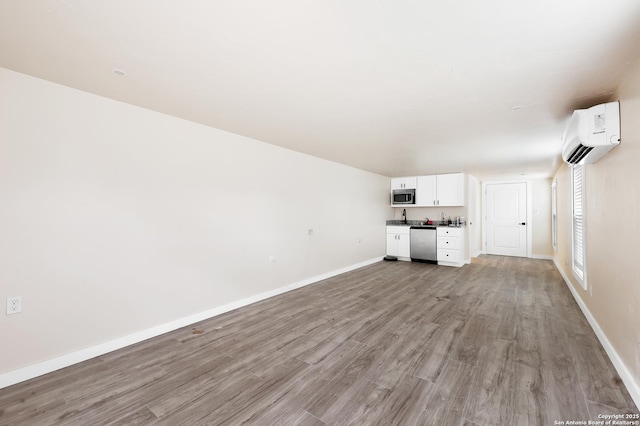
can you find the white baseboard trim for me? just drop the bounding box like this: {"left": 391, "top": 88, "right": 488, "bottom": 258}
{"left": 552, "top": 258, "right": 640, "bottom": 410}
{"left": 0, "top": 256, "right": 384, "bottom": 390}
{"left": 530, "top": 254, "right": 553, "bottom": 260}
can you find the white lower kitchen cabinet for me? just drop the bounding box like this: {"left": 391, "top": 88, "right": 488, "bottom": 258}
{"left": 386, "top": 226, "right": 411, "bottom": 258}
{"left": 437, "top": 227, "right": 466, "bottom": 267}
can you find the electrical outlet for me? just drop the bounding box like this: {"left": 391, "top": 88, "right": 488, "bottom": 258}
{"left": 6, "top": 296, "right": 22, "bottom": 315}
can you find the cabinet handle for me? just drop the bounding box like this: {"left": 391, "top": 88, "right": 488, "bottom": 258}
{"left": 519, "top": 222, "right": 526, "bottom": 226}
{"left": 433, "top": 200, "right": 435, "bottom": 205}
{"left": 437, "top": 200, "right": 439, "bottom": 205}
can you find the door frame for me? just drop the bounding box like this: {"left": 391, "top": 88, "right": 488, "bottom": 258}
{"left": 481, "top": 179, "right": 532, "bottom": 258}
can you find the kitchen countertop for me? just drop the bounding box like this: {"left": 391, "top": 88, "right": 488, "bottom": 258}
{"left": 386, "top": 220, "right": 466, "bottom": 228}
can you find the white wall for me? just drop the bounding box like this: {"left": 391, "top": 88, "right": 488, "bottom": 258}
{"left": 531, "top": 178, "right": 553, "bottom": 257}
{"left": 467, "top": 175, "right": 482, "bottom": 258}
{"left": 554, "top": 56, "right": 640, "bottom": 402}
{"left": 394, "top": 206, "right": 467, "bottom": 223}
{"left": 0, "top": 68, "right": 391, "bottom": 375}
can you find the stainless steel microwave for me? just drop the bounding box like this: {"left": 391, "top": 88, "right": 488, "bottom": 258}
{"left": 391, "top": 189, "right": 415, "bottom": 205}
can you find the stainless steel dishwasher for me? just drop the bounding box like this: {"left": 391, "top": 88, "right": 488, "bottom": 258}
{"left": 410, "top": 226, "right": 437, "bottom": 264}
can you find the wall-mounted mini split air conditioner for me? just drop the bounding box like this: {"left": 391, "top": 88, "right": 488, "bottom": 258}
{"left": 562, "top": 101, "right": 621, "bottom": 164}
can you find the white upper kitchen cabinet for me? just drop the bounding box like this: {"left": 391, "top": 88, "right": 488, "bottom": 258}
{"left": 416, "top": 175, "right": 437, "bottom": 206}
{"left": 390, "top": 177, "right": 417, "bottom": 190}
{"left": 436, "top": 173, "right": 464, "bottom": 206}
{"left": 415, "top": 173, "right": 464, "bottom": 207}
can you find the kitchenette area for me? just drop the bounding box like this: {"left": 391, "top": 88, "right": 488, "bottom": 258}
{"left": 386, "top": 173, "right": 470, "bottom": 268}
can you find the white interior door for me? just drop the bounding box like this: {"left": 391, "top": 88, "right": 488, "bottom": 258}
{"left": 486, "top": 182, "right": 527, "bottom": 257}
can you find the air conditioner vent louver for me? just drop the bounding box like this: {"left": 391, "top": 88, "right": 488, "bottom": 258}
{"left": 566, "top": 145, "right": 594, "bottom": 164}
{"left": 561, "top": 101, "right": 620, "bottom": 165}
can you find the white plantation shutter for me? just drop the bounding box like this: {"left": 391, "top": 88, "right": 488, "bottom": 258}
{"left": 572, "top": 164, "right": 586, "bottom": 288}
{"left": 552, "top": 180, "right": 557, "bottom": 251}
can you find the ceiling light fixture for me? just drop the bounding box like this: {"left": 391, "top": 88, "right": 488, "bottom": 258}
{"left": 112, "top": 68, "right": 127, "bottom": 76}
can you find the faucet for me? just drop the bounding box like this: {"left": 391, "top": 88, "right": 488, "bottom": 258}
{"left": 402, "top": 208, "right": 407, "bottom": 224}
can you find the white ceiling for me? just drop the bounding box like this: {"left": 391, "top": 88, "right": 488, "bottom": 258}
{"left": 2, "top": 1, "right": 640, "bottom": 179}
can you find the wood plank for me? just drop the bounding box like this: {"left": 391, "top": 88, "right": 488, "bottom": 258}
{"left": 293, "top": 410, "right": 326, "bottom": 425}
{"left": 303, "top": 334, "right": 397, "bottom": 421}
{"left": 413, "top": 354, "right": 475, "bottom": 425}
{"left": 186, "top": 359, "right": 310, "bottom": 425}
{"left": 344, "top": 374, "right": 433, "bottom": 425}
{"left": 569, "top": 331, "right": 636, "bottom": 410}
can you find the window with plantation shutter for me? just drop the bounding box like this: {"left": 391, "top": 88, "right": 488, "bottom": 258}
{"left": 552, "top": 180, "right": 557, "bottom": 251}
{"left": 572, "top": 164, "right": 586, "bottom": 289}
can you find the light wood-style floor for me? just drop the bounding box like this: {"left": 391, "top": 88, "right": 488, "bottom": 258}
{"left": 1, "top": 256, "right": 638, "bottom": 425}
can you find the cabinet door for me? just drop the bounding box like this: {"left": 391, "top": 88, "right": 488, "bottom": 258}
{"left": 415, "top": 175, "right": 437, "bottom": 206}
{"left": 436, "top": 173, "right": 464, "bottom": 206}
{"left": 391, "top": 177, "right": 417, "bottom": 190}
{"left": 386, "top": 233, "right": 398, "bottom": 256}
{"left": 397, "top": 234, "right": 411, "bottom": 257}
